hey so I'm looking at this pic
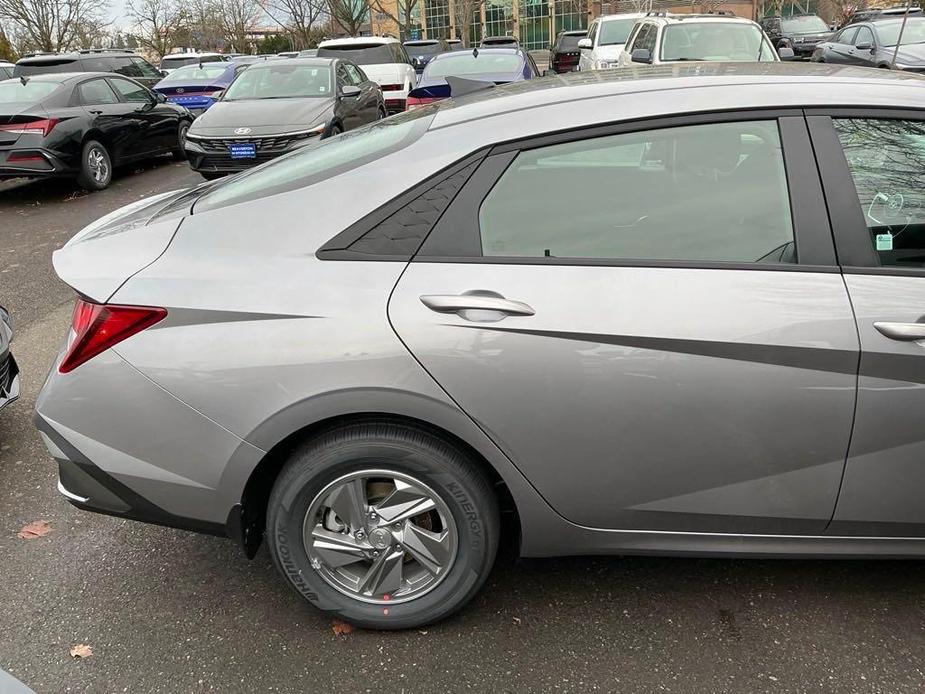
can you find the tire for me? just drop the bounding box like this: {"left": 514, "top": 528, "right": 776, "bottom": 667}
{"left": 378, "top": 107, "right": 387, "bottom": 120}
{"left": 76, "top": 140, "right": 112, "bottom": 191}
{"left": 266, "top": 420, "right": 500, "bottom": 630}
{"left": 172, "top": 122, "right": 189, "bottom": 161}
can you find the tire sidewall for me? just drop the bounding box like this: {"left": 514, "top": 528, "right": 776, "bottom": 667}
{"left": 268, "top": 437, "right": 496, "bottom": 629}
{"left": 78, "top": 140, "right": 111, "bottom": 190}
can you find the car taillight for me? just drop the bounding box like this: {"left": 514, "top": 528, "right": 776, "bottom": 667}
{"left": 406, "top": 96, "right": 440, "bottom": 110}
{"left": 59, "top": 298, "right": 167, "bottom": 374}
{"left": 0, "top": 118, "right": 59, "bottom": 137}
{"left": 380, "top": 84, "right": 403, "bottom": 92}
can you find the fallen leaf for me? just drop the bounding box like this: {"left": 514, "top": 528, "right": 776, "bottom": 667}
{"left": 331, "top": 620, "right": 354, "bottom": 636}
{"left": 69, "top": 644, "right": 93, "bottom": 658}
{"left": 18, "top": 520, "right": 52, "bottom": 540}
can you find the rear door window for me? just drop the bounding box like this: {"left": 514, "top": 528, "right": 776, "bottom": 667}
{"left": 78, "top": 78, "right": 120, "bottom": 105}
{"left": 478, "top": 120, "right": 795, "bottom": 263}
{"left": 833, "top": 118, "right": 925, "bottom": 267}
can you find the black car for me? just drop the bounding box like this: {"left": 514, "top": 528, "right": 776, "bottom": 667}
{"left": 183, "top": 58, "right": 384, "bottom": 178}
{"left": 840, "top": 4, "right": 922, "bottom": 28}
{"left": 549, "top": 29, "right": 587, "bottom": 73}
{"left": 14, "top": 49, "right": 164, "bottom": 88}
{"left": 404, "top": 39, "right": 449, "bottom": 73}
{"left": 0, "top": 304, "right": 17, "bottom": 412}
{"left": 812, "top": 17, "right": 925, "bottom": 71}
{"left": 0, "top": 73, "right": 192, "bottom": 190}
{"left": 760, "top": 14, "right": 833, "bottom": 58}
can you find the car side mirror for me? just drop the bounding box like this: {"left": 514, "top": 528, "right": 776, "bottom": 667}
{"left": 631, "top": 48, "right": 652, "bottom": 64}
{"left": 777, "top": 46, "right": 795, "bottom": 60}
{"left": 340, "top": 85, "right": 361, "bottom": 98}
{"left": 154, "top": 91, "right": 166, "bottom": 103}
{"left": 855, "top": 41, "right": 873, "bottom": 50}
{"left": 577, "top": 38, "right": 592, "bottom": 50}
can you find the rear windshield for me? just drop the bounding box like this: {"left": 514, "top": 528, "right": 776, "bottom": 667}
{"left": 660, "top": 22, "right": 777, "bottom": 61}
{"left": 166, "top": 63, "right": 229, "bottom": 80}
{"left": 598, "top": 18, "right": 638, "bottom": 45}
{"left": 195, "top": 111, "right": 434, "bottom": 212}
{"left": 557, "top": 33, "right": 586, "bottom": 50}
{"left": 0, "top": 80, "right": 60, "bottom": 103}
{"left": 223, "top": 64, "right": 332, "bottom": 100}
{"left": 14, "top": 59, "right": 77, "bottom": 76}
{"left": 405, "top": 42, "right": 442, "bottom": 57}
{"left": 482, "top": 38, "right": 517, "bottom": 45}
{"left": 426, "top": 52, "right": 522, "bottom": 77}
{"left": 317, "top": 44, "right": 396, "bottom": 65}
{"left": 780, "top": 15, "right": 829, "bottom": 32}
{"left": 161, "top": 55, "right": 220, "bottom": 69}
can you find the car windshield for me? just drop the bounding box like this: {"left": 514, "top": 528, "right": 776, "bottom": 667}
{"left": 661, "top": 23, "right": 777, "bottom": 61}
{"left": 166, "top": 63, "right": 229, "bottom": 81}
{"left": 406, "top": 43, "right": 442, "bottom": 56}
{"left": 877, "top": 19, "right": 925, "bottom": 45}
{"left": 598, "top": 18, "right": 638, "bottom": 45}
{"left": 781, "top": 15, "right": 829, "bottom": 33}
{"left": 223, "top": 64, "right": 332, "bottom": 100}
{"left": 317, "top": 44, "right": 395, "bottom": 65}
{"left": 426, "top": 52, "right": 522, "bottom": 77}
{"left": 195, "top": 111, "right": 434, "bottom": 212}
{"left": 0, "top": 80, "right": 60, "bottom": 103}
{"left": 558, "top": 33, "right": 586, "bottom": 49}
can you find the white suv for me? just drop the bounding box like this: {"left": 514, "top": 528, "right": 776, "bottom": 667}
{"left": 616, "top": 13, "right": 787, "bottom": 68}
{"left": 578, "top": 13, "right": 647, "bottom": 70}
{"left": 318, "top": 37, "right": 417, "bottom": 113}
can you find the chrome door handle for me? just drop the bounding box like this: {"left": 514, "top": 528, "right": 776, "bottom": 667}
{"left": 420, "top": 292, "right": 535, "bottom": 320}
{"left": 874, "top": 321, "right": 925, "bottom": 341}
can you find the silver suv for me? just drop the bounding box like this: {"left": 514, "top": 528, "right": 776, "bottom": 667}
{"left": 616, "top": 13, "right": 789, "bottom": 67}
{"left": 36, "top": 64, "right": 925, "bottom": 629}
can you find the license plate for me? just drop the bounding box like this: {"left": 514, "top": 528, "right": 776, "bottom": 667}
{"left": 228, "top": 143, "right": 256, "bottom": 159}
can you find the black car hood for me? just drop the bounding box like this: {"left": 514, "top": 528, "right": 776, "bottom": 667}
{"left": 188, "top": 98, "right": 334, "bottom": 136}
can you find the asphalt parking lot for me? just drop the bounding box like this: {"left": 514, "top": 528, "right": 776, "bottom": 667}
{"left": 0, "top": 160, "right": 923, "bottom": 693}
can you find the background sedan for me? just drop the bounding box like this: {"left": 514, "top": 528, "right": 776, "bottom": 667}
{"left": 406, "top": 47, "right": 540, "bottom": 109}
{"left": 183, "top": 58, "right": 384, "bottom": 178}
{"left": 154, "top": 62, "right": 246, "bottom": 115}
{"left": 812, "top": 17, "right": 925, "bottom": 70}
{"left": 0, "top": 73, "right": 190, "bottom": 190}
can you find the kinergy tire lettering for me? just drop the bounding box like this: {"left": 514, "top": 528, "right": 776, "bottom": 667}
{"left": 276, "top": 522, "right": 318, "bottom": 601}
{"left": 447, "top": 481, "right": 482, "bottom": 549}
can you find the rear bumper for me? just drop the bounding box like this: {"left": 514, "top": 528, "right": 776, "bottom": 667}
{"left": 0, "top": 148, "right": 73, "bottom": 179}
{"left": 383, "top": 90, "right": 409, "bottom": 114}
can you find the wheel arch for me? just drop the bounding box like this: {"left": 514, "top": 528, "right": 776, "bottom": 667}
{"left": 232, "top": 393, "right": 527, "bottom": 558}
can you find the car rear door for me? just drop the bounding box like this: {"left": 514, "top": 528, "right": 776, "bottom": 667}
{"left": 345, "top": 63, "right": 378, "bottom": 123}
{"left": 808, "top": 111, "right": 925, "bottom": 536}
{"left": 389, "top": 113, "right": 859, "bottom": 534}
{"left": 76, "top": 77, "right": 136, "bottom": 162}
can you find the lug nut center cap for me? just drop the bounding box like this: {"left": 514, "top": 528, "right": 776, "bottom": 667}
{"left": 369, "top": 528, "right": 393, "bottom": 550}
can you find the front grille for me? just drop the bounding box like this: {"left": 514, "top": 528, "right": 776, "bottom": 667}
{"left": 198, "top": 150, "right": 288, "bottom": 169}
{"left": 188, "top": 132, "right": 317, "bottom": 154}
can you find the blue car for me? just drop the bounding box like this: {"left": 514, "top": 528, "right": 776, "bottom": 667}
{"left": 406, "top": 47, "right": 540, "bottom": 108}
{"left": 153, "top": 62, "right": 246, "bottom": 115}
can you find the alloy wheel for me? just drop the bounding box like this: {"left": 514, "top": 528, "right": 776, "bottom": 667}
{"left": 87, "top": 147, "right": 109, "bottom": 183}
{"left": 303, "top": 469, "right": 458, "bottom": 604}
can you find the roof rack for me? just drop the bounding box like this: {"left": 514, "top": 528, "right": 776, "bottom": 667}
{"left": 77, "top": 48, "right": 135, "bottom": 54}
{"left": 645, "top": 10, "right": 668, "bottom": 16}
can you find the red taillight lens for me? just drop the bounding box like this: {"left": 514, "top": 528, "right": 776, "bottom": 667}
{"left": 7, "top": 152, "right": 46, "bottom": 162}
{"left": 406, "top": 96, "right": 440, "bottom": 110}
{"left": 380, "top": 84, "right": 403, "bottom": 92}
{"left": 59, "top": 299, "right": 167, "bottom": 374}
{"left": 0, "top": 118, "right": 59, "bottom": 137}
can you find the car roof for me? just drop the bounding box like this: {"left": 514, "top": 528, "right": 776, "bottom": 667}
{"left": 650, "top": 14, "right": 759, "bottom": 24}
{"left": 427, "top": 63, "right": 925, "bottom": 131}
{"left": 559, "top": 29, "right": 589, "bottom": 35}
{"left": 597, "top": 12, "right": 648, "bottom": 21}
{"left": 162, "top": 52, "right": 224, "bottom": 59}
{"left": 430, "top": 47, "right": 524, "bottom": 60}
{"left": 5, "top": 71, "right": 116, "bottom": 84}
{"left": 320, "top": 37, "right": 399, "bottom": 46}
{"left": 404, "top": 39, "right": 441, "bottom": 45}
{"left": 246, "top": 57, "right": 336, "bottom": 68}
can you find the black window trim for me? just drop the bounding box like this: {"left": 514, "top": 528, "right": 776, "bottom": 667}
{"left": 416, "top": 107, "right": 839, "bottom": 272}
{"left": 805, "top": 107, "right": 925, "bottom": 277}
{"left": 74, "top": 76, "right": 121, "bottom": 106}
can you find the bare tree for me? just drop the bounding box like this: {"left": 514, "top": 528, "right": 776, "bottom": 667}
{"left": 368, "top": 0, "right": 417, "bottom": 40}
{"left": 183, "top": 0, "right": 225, "bottom": 52}
{"left": 453, "top": 0, "right": 484, "bottom": 46}
{"left": 260, "top": 0, "right": 326, "bottom": 49}
{"left": 0, "top": 0, "right": 109, "bottom": 52}
{"left": 328, "top": 0, "right": 368, "bottom": 36}
{"left": 126, "top": 0, "right": 184, "bottom": 59}
{"left": 212, "top": 0, "right": 261, "bottom": 52}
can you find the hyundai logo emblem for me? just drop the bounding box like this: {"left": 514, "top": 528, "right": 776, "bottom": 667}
{"left": 176, "top": 87, "right": 184, "bottom": 94}
{"left": 234, "top": 127, "right": 252, "bottom": 135}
